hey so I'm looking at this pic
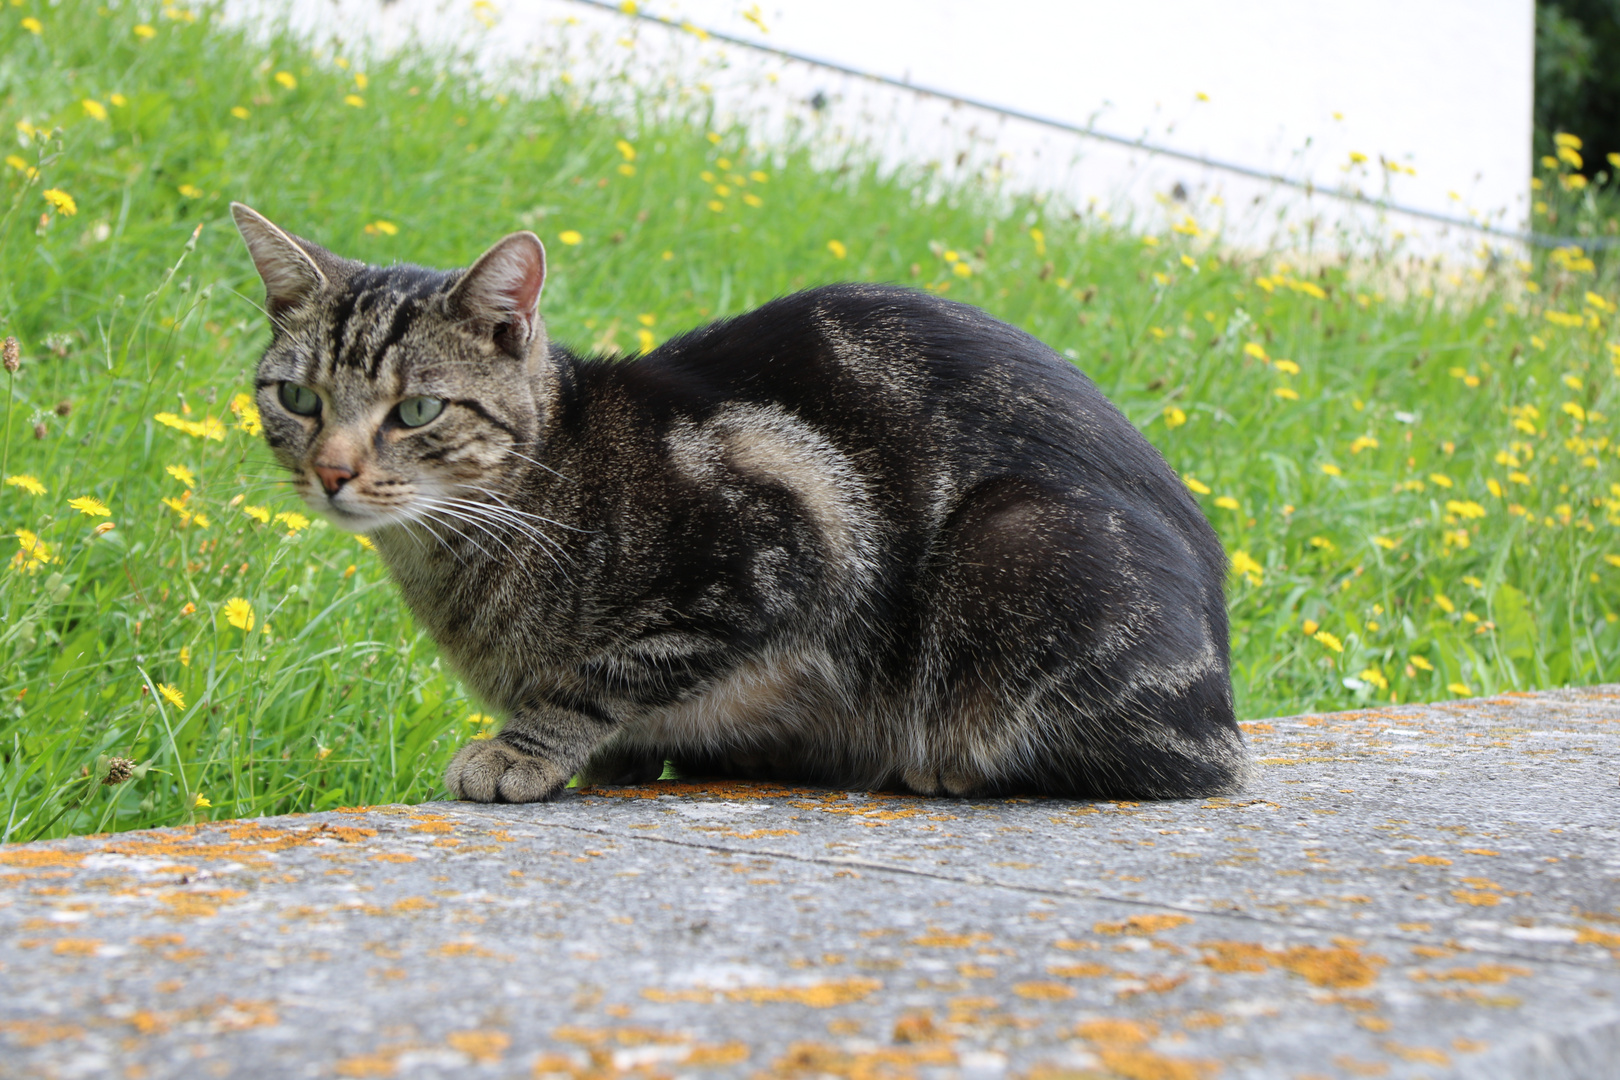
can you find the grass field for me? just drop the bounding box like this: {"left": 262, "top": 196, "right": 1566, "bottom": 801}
{"left": 3, "top": 1, "right": 1619, "bottom": 841}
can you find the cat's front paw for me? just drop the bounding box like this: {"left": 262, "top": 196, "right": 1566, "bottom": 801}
{"left": 445, "top": 739, "right": 571, "bottom": 802}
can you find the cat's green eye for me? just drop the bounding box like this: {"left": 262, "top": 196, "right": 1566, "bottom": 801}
{"left": 397, "top": 396, "right": 446, "bottom": 428}
{"left": 279, "top": 382, "right": 321, "bottom": 416}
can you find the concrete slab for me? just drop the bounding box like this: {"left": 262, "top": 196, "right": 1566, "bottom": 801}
{"left": 2, "top": 687, "right": 1618, "bottom": 1079}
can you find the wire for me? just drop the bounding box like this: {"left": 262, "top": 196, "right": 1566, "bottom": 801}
{"left": 560, "top": 0, "right": 1620, "bottom": 251}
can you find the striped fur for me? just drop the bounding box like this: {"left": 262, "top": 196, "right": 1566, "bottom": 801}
{"left": 233, "top": 203, "right": 1249, "bottom": 803}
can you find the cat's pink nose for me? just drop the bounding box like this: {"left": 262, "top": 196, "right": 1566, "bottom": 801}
{"left": 314, "top": 463, "right": 356, "bottom": 494}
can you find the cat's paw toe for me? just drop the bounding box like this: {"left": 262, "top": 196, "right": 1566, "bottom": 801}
{"left": 445, "top": 740, "right": 569, "bottom": 803}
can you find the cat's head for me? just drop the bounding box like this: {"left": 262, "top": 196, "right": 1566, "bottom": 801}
{"left": 232, "top": 203, "right": 550, "bottom": 533}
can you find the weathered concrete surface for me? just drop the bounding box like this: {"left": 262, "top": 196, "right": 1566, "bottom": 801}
{"left": 2, "top": 688, "right": 1618, "bottom": 1080}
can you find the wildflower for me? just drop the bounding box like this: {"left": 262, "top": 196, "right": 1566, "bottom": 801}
{"left": 1243, "top": 342, "right": 1267, "bottom": 361}
{"left": 618, "top": 163, "right": 636, "bottom": 177}
{"left": 355, "top": 534, "right": 376, "bottom": 550}
{"left": 1230, "top": 550, "right": 1263, "bottom": 586}
{"left": 1029, "top": 227, "right": 1047, "bottom": 256}
{"left": 1428, "top": 474, "right": 1453, "bottom": 488}
{"left": 742, "top": 192, "right": 762, "bottom": 207}
{"left": 1, "top": 337, "right": 16, "bottom": 374}
{"left": 158, "top": 684, "right": 185, "bottom": 709}
{"left": 178, "top": 184, "right": 202, "bottom": 199}
{"left": 1486, "top": 478, "right": 1502, "bottom": 498}
{"left": 1183, "top": 476, "right": 1211, "bottom": 495}
{"left": 615, "top": 139, "right": 636, "bottom": 161}
{"left": 68, "top": 496, "right": 111, "bottom": 517}
{"left": 1214, "top": 496, "right": 1239, "bottom": 510}
{"left": 193, "top": 793, "right": 211, "bottom": 808}
{"left": 229, "top": 393, "right": 263, "bottom": 436}
{"left": 1273, "top": 387, "right": 1299, "bottom": 401}
{"left": 827, "top": 240, "right": 847, "bottom": 259}
{"left": 1443, "top": 528, "right": 1469, "bottom": 549}
{"left": 1407, "top": 655, "right": 1434, "bottom": 672}
{"left": 637, "top": 329, "right": 655, "bottom": 354}
{"left": 230, "top": 106, "right": 250, "bottom": 119}
{"left": 102, "top": 758, "right": 135, "bottom": 785}
{"left": 180, "top": 601, "right": 196, "bottom": 616}
{"left": 1371, "top": 536, "right": 1398, "bottom": 550}
{"left": 43, "top": 189, "right": 77, "bottom": 216}
{"left": 1445, "top": 500, "right": 1486, "bottom": 519}
{"left": 1310, "top": 536, "right": 1336, "bottom": 551}
{"left": 133, "top": 23, "right": 155, "bottom": 38}
{"left": 274, "top": 71, "right": 297, "bottom": 89}
{"left": 82, "top": 99, "right": 108, "bottom": 121}
{"left": 1162, "top": 407, "right": 1187, "bottom": 429}
{"left": 1348, "top": 151, "right": 1367, "bottom": 164}
{"left": 1434, "top": 594, "right": 1455, "bottom": 613}
{"left": 344, "top": 564, "right": 357, "bottom": 578}
{"left": 1358, "top": 667, "right": 1388, "bottom": 690}
{"left": 242, "top": 505, "right": 270, "bottom": 524}
{"left": 274, "top": 511, "right": 311, "bottom": 534}
{"left": 1320, "top": 463, "right": 1342, "bottom": 477}
{"left": 1273, "top": 359, "right": 1300, "bottom": 375}
{"left": 154, "top": 412, "right": 225, "bottom": 440}
{"left": 1561, "top": 402, "right": 1586, "bottom": 422}
{"left": 707, "top": 199, "right": 725, "bottom": 212}
{"left": 465, "top": 712, "right": 497, "bottom": 727}
{"left": 5, "top": 474, "right": 45, "bottom": 495}
{"left": 224, "top": 598, "right": 255, "bottom": 631}
{"left": 21, "top": 16, "right": 42, "bottom": 34}
{"left": 364, "top": 220, "right": 398, "bottom": 237}
{"left": 953, "top": 261, "right": 972, "bottom": 278}
{"left": 344, "top": 95, "right": 365, "bottom": 108}
{"left": 12, "top": 529, "right": 53, "bottom": 571}
{"left": 558, "top": 230, "right": 582, "bottom": 245}
{"left": 1446, "top": 683, "right": 1472, "bottom": 697}
{"left": 1313, "top": 630, "right": 1344, "bottom": 653}
{"left": 180, "top": 646, "right": 191, "bottom": 667}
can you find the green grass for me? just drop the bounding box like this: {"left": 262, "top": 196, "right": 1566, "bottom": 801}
{"left": 3, "top": 1, "right": 1619, "bottom": 841}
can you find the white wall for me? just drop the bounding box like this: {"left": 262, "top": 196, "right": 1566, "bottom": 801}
{"left": 242, "top": 0, "right": 1536, "bottom": 254}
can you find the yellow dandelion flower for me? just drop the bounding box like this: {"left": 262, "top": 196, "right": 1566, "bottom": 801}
{"left": 81, "top": 99, "right": 108, "bottom": 121}
{"left": 158, "top": 684, "right": 185, "bottom": 709}
{"left": 1273, "top": 387, "right": 1300, "bottom": 400}
{"left": 274, "top": 71, "right": 297, "bottom": 90}
{"left": 354, "top": 72, "right": 369, "bottom": 90}
{"left": 617, "top": 163, "right": 636, "bottom": 176}
{"left": 153, "top": 412, "right": 225, "bottom": 440}
{"left": 1486, "top": 478, "right": 1503, "bottom": 498}
{"left": 1371, "top": 536, "right": 1399, "bottom": 550}
{"left": 21, "top": 16, "right": 42, "bottom": 34}
{"left": 230, "top": 106, "right": 250, "bottom": 119}
{"left": 1182, "top": 475, "right": 1211, "bottom": 495}
{"left": 1162, "top": 406, "right": 1187, "bottom": 429}
{"left": 193, "top": 793, "right": 211, "bottom": 809}
{"left": 465, "top": 712, "right": 497, "bottom": 727}
{"left": 1445, "top": 500, "right": 1486, "bottom": 519}
{"left": 242, "top": 505, "right": 270, "bottom": 524}
{"left": 11, "top": 529, "right": 53, "bottom": 571}
{"left": 742, "top": 192, "right": 762, "bottom": 207}
{"left": 1562, "top": 401, "right": 1586, "bottom": 422}
{"left": 1428, "top": 473, "right": 1454, "bottom": 488}
{"left": 1312, "top": 630, "right": 1344, "bottom": 653}
{"left": 5, "top": 474, "right": 46, "bottom": 495}
{"left": 1273, "top": 359, "right": 1300, "bottom": 375}
{"left": 1229, "top": 550, "right": 1263, "bottom": 586}
{"left": 166, "top": 464, "right": 196, "bottom": 489}
{"left": 230, "top": 393, "right": 263, "bottom": 436}
{"left": 344, "top": 94, "right": 365, "bottom": 108}
{"left": 1446, "top": 683, "right": 1472, "bottom": 697}
{"left": 274, "top": 511, "right": 311, "bottom": 534}
{"left": 1434, "top": 594, "right": 1456, "bottom": 613}
{"left": 1244, "top": 343, "right": 1269, "bottom": 362}
{"left": 558, "top": 230, "right": 582, "bottom": 245}
{"left": 1606, "top": 554, "right": 1620, "bottom": 569}
{"left": 615, "top": 139, "right": 636, "bottom": 161}
{"left": 707, "top": 199, "right": 725, "bottom": 212}
{"left": 827, "top": 239, "right": 847, "bottom": 259}
{"left": 1320, "top": 463, "right": 1342, "bottom": 477}
{"left": 750, "top": 171, "right": 768, "bottom": 183}
{"left": 637, "top": 328, "right": 655, "bottom": 354}
{"left": 1358, "top": 667, "right": 1388, "bottom": 690}
{"left": 180, "top": 646, "right": 191, "bottom": 667}
{"left": 1349, "top": 435, "right": 1378, "bottom": 454}
{"left": 1408, "top": 655, "right": 1433, "bottom": 671}
{"left": 1302, "top": 619, "right": 1319, "bottom": 636}
{"left": 110, "top": 94, "right": 127, "bottom": 108}
{"left": 133, "top": 23, "right": 156, "bottom": 39}
{"left": 178, "top": 183, "right": 202, "bottom": 198}
{"left": 363, "top": 220, "right": 398, "bottom": 236}
{"left": 952, "top": 261, "right": 973, "bottom": 278}
{"left": 43, "top": 189, "right": 77, "bottom": 216}
{"left": 1214, "top": 495, "right": 1239, "bottom": 510}
{"left": 355, "top": 534, "right": 376, "bottom": 550}
{"left": 68, "top": 496, "right": 111, "bottom": 517}
{"left": 223, "top": 598, "right": 255, "bottom": 632}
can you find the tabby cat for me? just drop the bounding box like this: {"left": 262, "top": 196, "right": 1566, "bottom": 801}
{"left": 232, "top": 202, "right": 1248, "bottom": 802}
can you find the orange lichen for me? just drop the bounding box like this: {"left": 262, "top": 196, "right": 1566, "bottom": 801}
{"left": 0, "top": 1020, "right": 86, "bottom": 1047}
{"left": 1094, "top": 914, "right": 1194, "bottom": 936}
{"left": 1012, "top": 981, "right": 1075, "bottom": 1000}
{"left": 369, "top": 853, "right": 417, "bottom": 863}
{"left": 1197, "top": 941, "right": 1384, "bottom": 988}
{"left": 1046, "top": 962, "right": 1112, "bottom": 977}
{"left": 891, "top": 1012, "right": 950, "bottom": 1044}
{"left": 771, "top": 1041, "right": 954, "bottom": 1077}
{"left": 725, "top": 978, "right": 881, "bottom": 1007}
{"left": 1381, "top": 1042, "right": 1450, "bottom": 1065}
{"left": 1406, "top": 855, "right": 1452, "bottom": 866}
{"left": 1097, "top": 1049, "right": 1218, "bottom": 1080}
{"left": 445, "top": 1029, "right": 508, "bottom": 1063}
{"left": 686, "top": 1042, "right": 750, "bottom": 1064}
{"left": 434, "top": 942, "right": 496, "bottom": 958}
{"left": 159, "top": 888, "right": 246, "bottom": 918}
{"left": 909, "top": 931, "right": 990, "bottom": 947}
{"left": 1409, "top": 963, "right": 1531, "bottom": 984}
{"left": 1450, "top": 890, "right": 1501, "bottom": 906}
{"left": 51, "top": 938, "right": 101, "bottom": 956}
{"left": 1074, "top": 1019, "right": 1156, "bottom": 1046}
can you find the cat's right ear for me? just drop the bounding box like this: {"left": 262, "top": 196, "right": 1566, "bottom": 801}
{"left": 447, "top": 232, "right": 547, "bottom": 360}
{"left": 230, "top": 203, "right": 333, "bottom": 321}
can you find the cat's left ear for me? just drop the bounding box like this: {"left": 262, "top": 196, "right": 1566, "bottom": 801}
{"left": 448, "top": 232, "right": 547, "bottom": 360}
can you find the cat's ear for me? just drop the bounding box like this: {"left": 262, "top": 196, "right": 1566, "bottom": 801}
{"left": 447, "top": 232, "right": 547, "bottom": 359}
{"left": 230, "top": 203, "right": 336, "bottom": 321}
